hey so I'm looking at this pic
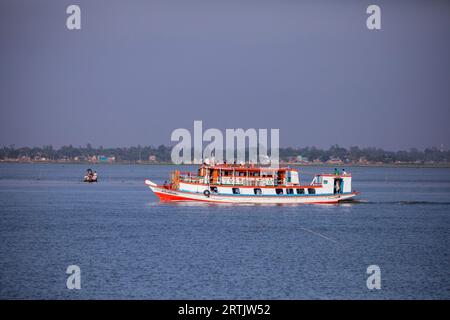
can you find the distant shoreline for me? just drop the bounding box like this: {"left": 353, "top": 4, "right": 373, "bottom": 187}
{"left": 1, "top": 161, "right": 449, "bottom": 168}
{"left": 3, "top": 145, "right": 449, "bottom": 167}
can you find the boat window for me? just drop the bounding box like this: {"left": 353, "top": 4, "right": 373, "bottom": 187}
{"left": 308, "top": 188, "right": 316, "bottom": 194}
{"left": 232, "top": 188, "right": 240, "bottom": 194}
{"left": 287, "top": 188, "right": 294, "bottom": 194}
{"left": 276, "top": 188, "right": 283, "bottom": 195}
{"left": 254, "top": 188, "right": 262, "bottom": 195}
{"left": 296, "top": 188, "right": 305, "bottom": 194}
{"left": 210, "top": 186, "right": 218, "bottom": 193}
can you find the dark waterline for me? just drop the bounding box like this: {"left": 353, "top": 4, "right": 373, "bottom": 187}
{"left": 0, "top": 163, "right": 449, "bottom": 299}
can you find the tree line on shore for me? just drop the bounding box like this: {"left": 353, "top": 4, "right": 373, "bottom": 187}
{"left": 1, "top": 144, "right": 449, "bottom": 164}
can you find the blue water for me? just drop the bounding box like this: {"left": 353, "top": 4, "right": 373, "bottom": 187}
{"left": 0, "top": 163, "right": 449, "bottom": 299}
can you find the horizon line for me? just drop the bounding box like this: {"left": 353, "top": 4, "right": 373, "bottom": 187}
{"left": 1, "top": 144, "right": 448, "bottom": 153}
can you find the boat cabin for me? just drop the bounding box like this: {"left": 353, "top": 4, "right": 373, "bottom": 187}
{"left": 192, "top": 165, "right": 299, "bottom": 187}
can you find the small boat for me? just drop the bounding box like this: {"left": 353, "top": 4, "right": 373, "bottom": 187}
{"left": 83, "top": 169, "right": 98, "bottom": 183}
{"left": 145, "top": 164, "right": 359, "bottom": 204}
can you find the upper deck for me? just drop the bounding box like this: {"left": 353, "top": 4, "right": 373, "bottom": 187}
{"left": 174, "top": 164, "right": 300, "bottom": 187}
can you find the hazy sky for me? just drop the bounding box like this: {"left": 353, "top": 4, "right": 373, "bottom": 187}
{"left": 1, "top": 0, "right": 449, "bottom": 150}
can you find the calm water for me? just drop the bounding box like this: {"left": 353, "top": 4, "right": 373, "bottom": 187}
{"left": 0, "top": 163, "right": 449, "bottom": 299}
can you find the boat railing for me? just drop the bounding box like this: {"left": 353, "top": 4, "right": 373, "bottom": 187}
{"left": 179, "top": 174, "right": 204, "bottom": 184}
{"left": 178, "top": 174, "right": 279, "bottom": 187}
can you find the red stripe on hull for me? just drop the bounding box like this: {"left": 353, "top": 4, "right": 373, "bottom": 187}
{"left": 154, "top": 191, "right": 212, "bottom": 202}
{"left": 153, "top": 190, "right": 354, "bottom": 204}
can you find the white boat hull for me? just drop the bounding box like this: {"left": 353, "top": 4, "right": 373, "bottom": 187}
{"left": 145, "top": 180, "right": 358, "bottom": 204}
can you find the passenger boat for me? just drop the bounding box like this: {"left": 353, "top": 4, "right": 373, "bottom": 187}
{"left": 145, "top": 164, "right": 359, "bottom": 204}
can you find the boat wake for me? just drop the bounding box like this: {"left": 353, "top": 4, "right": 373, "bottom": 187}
{"left": 346, "top": 200, "right": 450, "bottom": 205}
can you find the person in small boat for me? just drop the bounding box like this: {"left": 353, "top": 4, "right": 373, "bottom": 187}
{"left": 84, "top": 169, "right": 97, "bottom": 182}
{"left": 334, "top": 168, "right": 340, "bottom": 175}
{"left": 84, "top": 170, "right": 90, "bottom": 182}
{"left": 342, "top": 169, "right": 347, "bottom": 175}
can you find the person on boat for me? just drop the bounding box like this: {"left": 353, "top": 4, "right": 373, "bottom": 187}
{"left": 334, "top": 168, "right": 340, "bottom": 175}
{"left": 335, "top": 179, "right": 341, "bottom": 193}
{"left": 84, "top": 168, "right": 98, "bottom": 182}
{"left": 84, "top": 169, "right": 91, "bottom": 182}
{"left": 342, "top": 169, "right": 347, "bottom": 175}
